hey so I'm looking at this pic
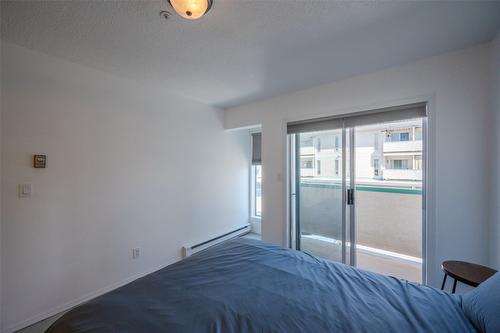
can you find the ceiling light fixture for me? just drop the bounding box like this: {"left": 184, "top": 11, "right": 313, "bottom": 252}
{"left": 168, "top": 0, "right": 213, "bottom": 20}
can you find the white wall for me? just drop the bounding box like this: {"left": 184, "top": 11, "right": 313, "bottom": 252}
{"left": 492, "top": 32, "right": 500, "bottom": 270}
{"left": 225, "top": 43, "right": 494, "bottom": 288}
{"left": 0, "top": 42, "right": 249, "bottom": 332}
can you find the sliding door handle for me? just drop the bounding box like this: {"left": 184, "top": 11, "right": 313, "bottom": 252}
{"left": 347, "top": 189, "right": 354, "bottom": 205}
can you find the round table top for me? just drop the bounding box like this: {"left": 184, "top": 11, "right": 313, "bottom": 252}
{"left": 441, "top": 260, "right": 497, "bottom": 287}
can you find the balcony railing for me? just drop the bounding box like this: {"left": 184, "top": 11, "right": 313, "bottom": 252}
{"left": 299, "top": 179, "right": 422, "bottom": 282}
{"left": 383, "top": 169, "right": 422, "bottom": 181}
{"left": 383, "top": 140, "right": 422, "bottom": 154}
{"left": 301, "top": 168, "right": 314, "bottom": 177}
{"left": 300, "top": 146, "right": 314, "bottom": 155}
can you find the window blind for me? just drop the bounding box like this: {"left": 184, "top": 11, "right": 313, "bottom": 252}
{"left": 287, "top": 102, "right": 426, "bottom": 134}
{"left": 251, "top": 133, "right": 262, "bottom": 165}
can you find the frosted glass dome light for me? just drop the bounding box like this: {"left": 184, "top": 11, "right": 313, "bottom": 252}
{"left": 168, "top": 0, "right": 213, "bottom": 20}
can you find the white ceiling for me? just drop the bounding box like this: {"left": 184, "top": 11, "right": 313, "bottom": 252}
{"left": 2, "top": 0, "right": 500, "bottom": 109}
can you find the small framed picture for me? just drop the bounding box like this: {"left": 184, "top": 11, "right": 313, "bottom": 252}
{"left": 33, "top": 155, "right": 47, "bottom": 168}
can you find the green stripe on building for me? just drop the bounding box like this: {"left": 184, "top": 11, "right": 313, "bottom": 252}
{"left": 300, "top": 182, "right": 421, "bottom": 195}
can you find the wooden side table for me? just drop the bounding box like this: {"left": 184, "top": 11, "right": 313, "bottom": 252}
{"left": 441, "top": 260, "right": 497, "bottom": 293}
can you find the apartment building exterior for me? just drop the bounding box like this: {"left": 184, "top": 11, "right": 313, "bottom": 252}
{"left": 300, "top": 119, "right": 423, "bottom": 183}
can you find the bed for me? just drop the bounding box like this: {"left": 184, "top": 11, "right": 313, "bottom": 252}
{"left": 47, "top": 237, "right": 481, "bottom": 333}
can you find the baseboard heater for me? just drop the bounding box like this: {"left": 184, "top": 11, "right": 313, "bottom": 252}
{"left": 182, "top": 224, "right": 251, "bottom": 258}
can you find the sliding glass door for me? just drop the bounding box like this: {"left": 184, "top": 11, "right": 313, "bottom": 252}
{"left": 293, "top": 129, "right": 350, "bottom": 263}
{"left": 353, "top": 119, "right": 424, "bottom": 282}
{"left": 289, "top": 103, "right": 427, "bottom": 282}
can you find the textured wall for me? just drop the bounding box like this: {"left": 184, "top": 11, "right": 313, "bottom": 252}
{"left": 1, "top": 1, "right": 499, "bottom": 108}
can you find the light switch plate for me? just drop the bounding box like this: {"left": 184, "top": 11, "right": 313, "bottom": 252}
{"left": 19, "top": 184, "right": 32, "bottom": 198}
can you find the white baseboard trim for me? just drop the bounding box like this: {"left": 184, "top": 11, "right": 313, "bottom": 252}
{"left": 182, "top": 224, "right": 251, "bottom": 258}
{"left": 2, "top": 257, "right": 179, "bottom": 333}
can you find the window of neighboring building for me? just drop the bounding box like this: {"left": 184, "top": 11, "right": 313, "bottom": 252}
{"left": 415, "top": 156, "right": 422, "bottom": 170}
{"left": 389, "top": 159, "right": 409, "bottom": 169}
{"left": 316, "top": 138, "right": 321, "bottom": 152}
{"left": 301, "top": 158, "right": 313, "bottom": 169}
{"left": 374, "top": 159, "right": 379, "bottom": 176}
{"left": 415, "top": 128, "right": 423, "bottom": 140}
{"left": 335, "top": 159, "right": 339, "bottom": 176}
{"left": 335, "top": 136, "right": 339, "bottom": 151}
{"left": 390, "top": 132, "right": 410, "bottom": 142}
{"left": 302, "top": 139, "right": 313, "bottom": 147}
{"left": 317, "top": 160, "right": 321, "bottom": 175}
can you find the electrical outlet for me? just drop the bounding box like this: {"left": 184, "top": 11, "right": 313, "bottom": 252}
{"left": 132, "top": 248, "right": 140, "bottom": 259}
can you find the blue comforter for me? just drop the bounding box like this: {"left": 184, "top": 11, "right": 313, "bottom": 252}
{"left": 47, "top": 238, "right": 476, "bottom": 332}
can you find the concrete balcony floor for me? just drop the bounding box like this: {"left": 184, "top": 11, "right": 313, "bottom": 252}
{"left": 243, "top": 233, "right": 422, "bottom": 283}
{"left": 300, "top": 237, "right": 422, "bottom": 283}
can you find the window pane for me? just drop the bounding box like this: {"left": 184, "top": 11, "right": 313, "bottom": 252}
{"left": 255, "top": 165, "right": 262, "bottom": 217}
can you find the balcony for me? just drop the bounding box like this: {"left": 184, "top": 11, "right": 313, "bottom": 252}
{"left": 383, "top": 140, "right": 422, "bottom": 154}
{"left": 301, "top": 168, "right": 314, "bottom": 177}
{"left": 383, "top": 169, "right": 422, "bottom": 181}
{"left": 300, "top": 146, "right": 314, "bottom": 155}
